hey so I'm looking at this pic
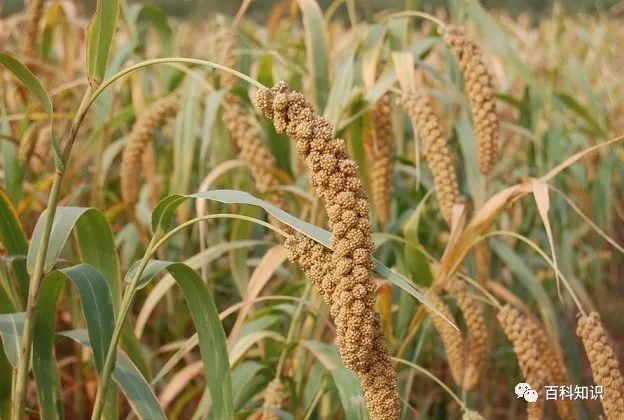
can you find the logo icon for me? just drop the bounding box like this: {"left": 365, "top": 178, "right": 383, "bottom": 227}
{"left": 515, "top": 383, "right": 539, "bottom": 403}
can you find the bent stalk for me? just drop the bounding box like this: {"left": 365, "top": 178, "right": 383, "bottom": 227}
{"left": 11, "top": 88, "right": 92, "bottom": 420}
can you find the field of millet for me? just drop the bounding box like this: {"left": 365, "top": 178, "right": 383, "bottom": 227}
{"left": 0, "top": 1, "right": 624, "bottom": 419}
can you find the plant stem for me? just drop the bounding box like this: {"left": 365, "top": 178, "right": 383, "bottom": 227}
{"left": 275, "top": 285, "right": 311, "bottom": 378}
{"left": 11, "top": 87, "right": 92, "bottom": 420}
{"left": 90, "top": 235, "right": 157, "bottom": 420}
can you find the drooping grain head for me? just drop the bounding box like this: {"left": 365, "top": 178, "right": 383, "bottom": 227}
{"left": 577, "top": 312, "right": 624, "bottom": 420}
{"left": 21, "top": 0, "right": 45, "bottom": 57}
{"left": 261, "top": 378, "right": 288, "bottom": 420}
{"left": 366, "top": 93, "right": 394, "bottom": 226}
{"left": 423, "top": 289, "right": 465, "bottom": 386}
{"left": 17, "top": 124, "right": 38, "bottom": 166}
{"left": 219, "top": 30, "right": 239, "bottom": 90}
{"left": 120, "top": 93, "right": 179, "bottom": 204}
{"left": 474, "top": 242, "right": 491, "bottom": 285}
{"left": 255, "top": 81, "right": 400, "bottom": 420}
{"left": 443, "top": 25, "right": 499, "bottom": 176}
{"left": 497, "top": 305, "right": 545, "bottom": 420}
{"left": 398, "top": 93, "right": 461, "bottom": 224}
{"left": 445, "top": 280, "right": 488, "bottom": 391}
{"left": 30, "top": 124, "right": 51, "bottom": 172}
{"left": 222, "top": 95, "right": 277, "bottom": 194}
{"left": 285, "top": 235, "right": 335, "bottom": 305}
{"left": 526, "top": 317, "right": 575, "bottom": 420}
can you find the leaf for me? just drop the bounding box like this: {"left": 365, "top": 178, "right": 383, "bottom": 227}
{"left": 298, "top": 0, "right": 330, "bottom": 110}
{"left": 152, "top": 190, "right": 454, "bottom": 327}
{"left": 391, "top": 52, "right": 415, "bottom": 93}
{"left": 74, "top": 209, "right": 121, "bottom": 308}
{"left": 0, "top": 107, "right": 23, "bottom": 204}
{"left": 27, "top": 207, "right": 112, "bottom": 278}
{"left": 137, "top": 3, "right": 172, "bottom": 55}
{"left": 135, "top": 240, "right": 266, "bottom": 337}
{"left": 125, "top": 261, "right": 233, "bottom": 419}
{"left": 229, "top": 245, "right": 288, "bottom": 342}
{"left": 324, "top": 50, "right": 355, "bottom": 126}
{"left": 531, "top": 179, "right": 561, "bottom": 297}
{"left": 231, "top": 362, "right": 268, "bottom": 411}
{"left": 229, "top": 330, "right": 284, "bottom": 366}
{"left": 33, "top": 264, "right": 115, "bottom": 419}
{"left": 553, "top": 92, "right": 606, "bottom": 137}
{"left": 60, "top": 330, "right": 166, "bottom": 420}
{"left": 86, "top": 0, "right": 120, "bottom": 87}
{"left": 0, "top": 312, "right": 25, "bottom": 368}
{"left": 0, "top": 52, "right": 52, "bottom": 117}
{"left": 465, "top": 0, "right": 538, "bottom": 88}
{"left": 0, "top": 189, "right": 29, "bottom": 302}
{"left": 301, "top": 340, "right": 368, "bottom": 420}
{"left": 170, "top": 77, "right": 202, "bottom": 215}
{"left": 456, "top": 115, "right": 484, "bottom": 204}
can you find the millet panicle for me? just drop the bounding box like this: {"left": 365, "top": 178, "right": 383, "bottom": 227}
{"left": 255, "top": 81, "right": 400, "bottom": 420}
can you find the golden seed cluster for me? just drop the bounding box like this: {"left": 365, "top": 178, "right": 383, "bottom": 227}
{"left": 30, "top": 124, "right": 51, "bottom": 172}
{"left": 222, "top": 95, "right": 278, "bottom": 194}
{"left": 120, "top": 93, "right": 179, "bottom": 204}
{"left": 577, "top": 312, "right": 624, "bottom": 419}
{"left": 424, "top": 289, "right": 465, "bottom": 386}
{"left": 261, "top": 378, "right": 287, "bottom": 420}
{"left": 286, "top": 235, "right": 335, "bottom": 304}
{"left": 366, "top": 93, "right": 394, "bottom": 226}
{"left": 220, "top": 36, "right": 288, "bottom": 217}
{"left": 474, "top": 243, "right": 491, "bottom": 284}
{"left": 22, "top": 0, "right": 44, "bottom": 57}
{"left": 526, "top": 318, "right": 575, "bottom": 420}
{"left": 220, "top": 32, "right": 239, "bottom": 90}
{"left": 17, "top": 123, "right": 38, "bottom": 166}
{"left": 443, "top": 26, "right": 498, "bottom": 176}
{"left": 255, "top": 81, "right": 400, "bottom": 420}
{"left": 497, "top": 305, "right": 545, "bottom": 420}
{"left": 446, "top": 280, "right": 488, "bottom": 390}
{"left": 398, "top": 93, "right": 461, "bottom": 224}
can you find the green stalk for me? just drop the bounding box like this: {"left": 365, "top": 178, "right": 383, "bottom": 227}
{"left": 9, "top": 56, "right": 260, "bottom": 420}
{"left": 90, "top": 235, "right": 157, "bottom": 420}
{"left": 11, "top": 87, "right": 92, "bottom": 420}
{"left": 275, "top": 285, "right": 311, "bottom": 378}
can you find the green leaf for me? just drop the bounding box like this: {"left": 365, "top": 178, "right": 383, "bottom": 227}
{"left": 74, "top": 209, "right": 121, "bottom": 308}
{"left": 0, "top": 189, "right": 29, "bottom": 302}
{"left": 137, "top": 3, "right": 173, "bottom": 55}
{"left": 86, "top": 0, "right": 120, "bottom": 87}
{"left": 553, "top": 92, "right": 606, "bottom": 137}
{"left": 456, "top": 114, "right": 484, "bottom": 203}
{"left": 33, "top": 264, "right": 115, "bottom": 419}
{"left": 0, "top": 312, "right": 25, "bottom": 368}
{"left": 151, "top": 190, "right": 453, "bottom": 326}
{"left": 0, "top": 274, "right": 14, "bottom": 416}
{"left": 324, "top": 50, "right": 355, "bottom": 126}
{"left": 298, "top": 0, "right": 330, "bottom": 110}
{"left": 231, "top": 362, "right": 268, "bottom": 411}
{"left": 27, "top": 207, "right": 117, "bottom": 284}
{"left": 0, "top": 106, "right": 23, "bottom": 204}
{"left": 151, "top": 194, "right": 188, "bottom": 234}
{"left": 60, "top": 329, "right": 166, "bottom": 420}
{"left": 0, "top": 52, "right": 52, "bottom": 117}
{"left": 125, "top": 261, "right": 233, "bottom": 419}
{"left": 171, "top": 78, "right": 201, "bottom": 203}
{"left": 465, "top": 1, "right": 538, "bottom": 88}
{"left": 302, "top": 340, "right": 368, "bottom": 420}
